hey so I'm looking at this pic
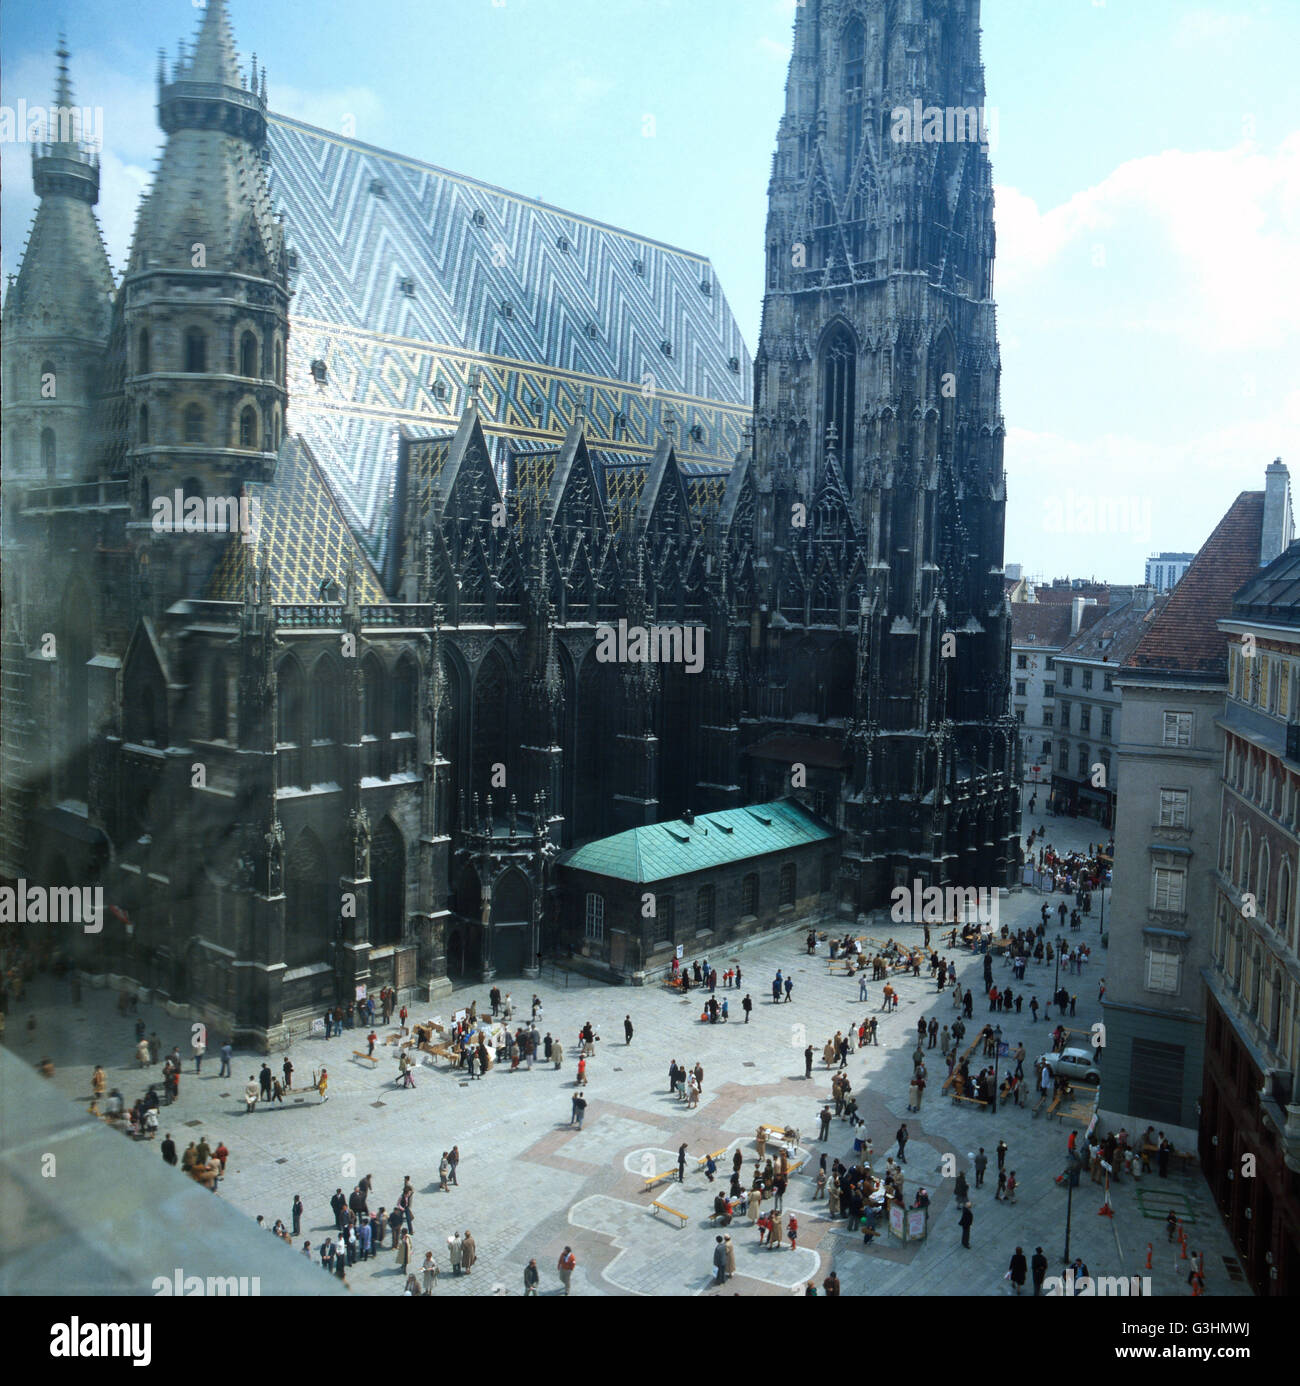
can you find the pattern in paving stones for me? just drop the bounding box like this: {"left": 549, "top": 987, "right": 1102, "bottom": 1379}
{"left": 13, "top": 797, "right": 1254, "bottom": 1296}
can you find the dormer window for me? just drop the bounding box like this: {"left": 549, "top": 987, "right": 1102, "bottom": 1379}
{"left": 472, "top": 209, "right": 487, "bottom": 227}
{"left": 399, "top": 277, "right": 416, "bottom": 297}
{"left": 501, "top": 301, "right": 514, "bottom": 320}
{"left": 432, "top": 380, "right": 448, "bottom": 401}
{"left": 728, "top": 356, "right": 741, "bottom": 374}
{"left": 585, "top": 322, "right": 599, "bottom": 340}
{"left": 287, "top": 250, "right": 300, "bottom": 271}
{"left": 556, "top": 235, "right": 570, "bottom": 253}
{"left": 700, "top": 278, "right": 712, "bottom": 295}
{"left": 632, "top": 258, "right": 645, "bottom": 277}
{"left": 661, "top": 340, "right": 674, "bottom": 358}
{"left": 690, "top": 424, "right": 704, "bottom": 444}
{"left": 369, "top": 178, "right": 387, "bottom": 198}
{"left": 310, "top": 359, "right": 328, "bottom": 384}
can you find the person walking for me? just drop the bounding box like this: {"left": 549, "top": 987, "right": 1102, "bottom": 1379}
{"left": 259, "top": 1063, "right": 273, "bottom": 1102}
{"left": 959, "top": 1202, "right": 974, "bottom": 1248}
{"left": 996, "top": 1139, "right": 1008, "bottom": 1173}
{"left": 460, "top": 1230, "right": 476, "bottom": 1274}
{"left": 1031, "top": 1246, "right": 1049, "bottom": 1295}
{"left": 1008, "top": 1247, "right": 1027, "bottom": 1294}
{"left": 742, "top": 993, "right": 753, "bottom": 1023}
{"left": 677, "top": 1143, "right": 688, "bottom": 1182}
{"left": 292, "top": 1194, "right": 303, "bottom": 1237}
{"left": 160, "top": 1133, "right": 177, "bottom": 1166}
{"left": 818, "top": 1106, "right": 832, "bottom": 1142}
{"left": 804, "top": 1044, "right": 814, "bottom": 1079}
{"left": 573, "top": 1093, "right": 587, "bottom": 1130}
{"left": 974, "top": 1147, "right": 988, "bottom": 1188}
{"left": 713, "top": 1235, "right": 729, "bottom": 1285}
{"left": 859, "top": 974, "right": 869, "bottom": 1002}
{"left": 624, "top": 1015, "right": 634, "bottom": 1045}
{"left": 218, "top": 1041, "right": 233, "bottom": 1078}
{"left": 447, "top": 1232, "right": 462, "bottom": 1275}
{"left": 724, "top": 1234, "right": 736, "bottom": 1279}
{"left": 558, "top": 1246, "right": 576, "bottom": 1295}
{"left": 524, "top": 1259, "right": 540, "bottom": 1296}
{"left": 896, "top": 1123, "right": 909, "bottom": 1164}
{"left": 439, "top": 1153, "right": 451, "bottom": 1192}
{"left": 783, "top": 976, "right": 793, "bottom": 1003}
{"left": 282, "top": 1058, "right": 293, "bottom": 1091}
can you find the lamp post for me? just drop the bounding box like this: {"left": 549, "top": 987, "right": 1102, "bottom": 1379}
{"left": 1062, "top": 1153, "right": 1081, "bottom": 1263}
{"left": 991, "top": 1023, "right": 1004, "bottom": 1113}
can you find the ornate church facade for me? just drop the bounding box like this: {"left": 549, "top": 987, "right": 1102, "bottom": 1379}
{"left": 1, "top": 0, "right": 1017, "bottom": 1046}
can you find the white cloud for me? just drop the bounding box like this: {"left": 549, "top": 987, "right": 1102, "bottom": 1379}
{"left": 996, "top": 133, "right": 1300, "bottom": 351}
{"left": 1174, "top": 9, "right": 1253, "bottom": 45}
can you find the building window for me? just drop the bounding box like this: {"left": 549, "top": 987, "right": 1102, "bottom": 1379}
{"left": 1100, "top": 749, "right": 1111, "bottom": 782}
{"left": 1058, "top": 742, "right": 1070, "bottom": 771}
{"left": 1159, "top": 789, "right": 1189, "bottom": 828}
{"left": 240, "top": 331, "right": 258, "bottom": 378}
{"left": 1145, "top": 948, "right": 1181, "bottom": 994}
{"left": 696, "top": 885, "right": 715, "bottom": 932}
{"left": 239, "top": 406, "right": 258, "bottom": 449}
{"left": 821, "top": 325, "right": 857, "bottom": 490}
{"left": 138, "top": 329, "right": 151, "bottom": 375}
{"left": 184, "top": 328, "right": 207, "bottom": 373}
{"left": 741, "top": 873, "right": 758, "bottom": 917}
{"left": 1041, "top": 740, "right": 1052, "bottom": 758}
{"left": 41, "top": 427, "right": 57, "bottom": 478}
{"left": 1046, "top": 658, "right": 1055, "bottom": 671}
{"left": 1062, "top": 667, "right": 1073, "bottom": 688}
{"left": 1042, "top": 711, "right": 1053, "bottom": 727}
{"left": 138, "top": 405, "right": 150, "bottom": 445}
{"left": 653, "top": 896, "right": 674, "bottom": 946}
{"left": 1016, "top": 709, "right": 1026, "bottom": 724}
{"left": 779, "top": 863, "right": 797, "bottom": 907}
{"left": 1162, "top": 712, "right": 1192, "bottom": 747}
{"left": 1079, "top": 705, "right": 1091, "bottom": 733}
{"left": 1059, "top": 702, "right": 1070, "bottom": 730}
{"left": 584, "top": 892, "right": 605, "bottom": 942}
{"left": 1082, "top": 669, "right": 1093, "bottom": 691}
{"left": 1277, "top": 861, "right": 1292, "bottom": 944}
{"left": 1015, "top": 681, "right": 1027, "bottom": 697}
{"left": 1152, "top": 868, "right": 1185, "bottom": 913}
{"left": 1078, "top": 744, "right": 1091, "bottom": 778}
{"left": 1101, "top": 708, "right": 1113, "bottom": 739}
{"left": 1016, "top": 655, "right": 1028, "bottom": 670}
{"left": 183, "top": 404, "right": 205, "bottom": 443}
{"left": 1044, "top": 683, "right": 1055, "bottom": 699}
{"left": 1104, "top": 673, "right": 1113, "bottom": 692}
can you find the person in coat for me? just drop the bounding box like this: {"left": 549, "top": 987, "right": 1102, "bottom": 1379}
{"left": 1009, "top": 1246, "right": 1028, "bottom": 1293}
{"left": 713, "top": 1235, "right": 729, "bottom": 1284}
{"left": 396, "top": 1228, "right": 412, "bottom": 1271}
{"left": 460, "top": 1230, "right": 476, "bottom": 1273}
{"left": 524, "top": 1259, "right": 540, "bottom": 1295}
{"left": 959, "top": 1202, "right": 974, "bottom": 1248}
{"left": 724, "top": 1235, "right": 736, "bottom": 1277}
{"left": 447, "top": 1232, "right": 462, "bottom": 1274}
{"left": 243, "top": 1076, "right": 259, "bottom": 1115}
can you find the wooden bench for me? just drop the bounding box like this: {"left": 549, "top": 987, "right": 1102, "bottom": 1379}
{"left": 758, "top": 1123, "right": 800, "bottom": 1148}
{"left": 941, "top": 1035, "right": 983, "bottom": 1094}
{"left": 352, "top": 1050, "right": 379, "bottom": 1066}
{"left": 696, "top": 1147, "right": 728, "bottom": 1169}
{"left": 651, "top": 1201, "right": 689, "bottom": 1227}
{"left": 951, "top": 1092, "right": 990, "bottom": 1109}
{"left": 643, "top": 1170, "right": 677, "bottom": 1191}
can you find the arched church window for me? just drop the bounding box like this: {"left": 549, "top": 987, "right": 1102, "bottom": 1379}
{"left": 138, "top": 330, "right": 151, "bottom": 375}
{"left": 820, "top": 325, "right": 857, "bottom": 491}
{"left": 843, "top": 18, "right": 865, "bottom": 179}
{"left": 184, "top": 328, "right": 207, "bottom": 374}
{"left": 41, "top": 427, "right": 56, "bottom": 479}
{"left": 138, "top": 405, "right": 150, "bottom": 445}
{"left": 240, "top": 406, "right": 258, "bottom": 449}
{"left": 240, "top": 331, "right": 258, "bottom": 378}
{"left": 183, "top": 404, "right": 205, "bottom": 443}
{"left": 40, "top": 359, "right": 56, "bottom": 394}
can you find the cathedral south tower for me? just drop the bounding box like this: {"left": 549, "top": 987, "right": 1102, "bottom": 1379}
{"left": 750, "top": 0, "right": 1018, "bottom": 910}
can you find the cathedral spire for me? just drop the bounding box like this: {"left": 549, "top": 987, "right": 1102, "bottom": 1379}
{"left": 183, "top": 0, "right": 245, "bottom": 89}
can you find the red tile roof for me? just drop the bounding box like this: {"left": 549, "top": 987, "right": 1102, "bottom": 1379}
{"left": 1012, "top": 602, "right": 1106, "bottom": 648}
{"left": 1124, "top": 491, "right": 1264, "bottom": 677}
{"left": 1031, "top": 583, "right": 1111, "bottom": 605}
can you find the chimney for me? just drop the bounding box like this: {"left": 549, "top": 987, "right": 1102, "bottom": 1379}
{"left": 1070, "top": 597, "right": 1095, "bottom": 637}
{"left": 1261, "top": 458, "right": 1293, "bottom": 566}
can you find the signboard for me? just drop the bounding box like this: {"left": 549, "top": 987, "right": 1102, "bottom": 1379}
{"left": 907, "top": 1208, "right": 928, "bottom": 1241}
{"left": 997, "top": 1042, "right": 1009, "bottom": 1058}
{"left": 676, "top": 944, "right": 684, "bottom": 960}
{"left": 453, "top": 1009, "right": 467, "bottom": 1025}
{"left": 889, "top": 1203, "right": 906, "bottom": 1240}
{"left": 310, "top": 1019, "right": 325, "bottom": 1035}
{"left": 355, "top": 984, "right": 366, "bottom": 1002}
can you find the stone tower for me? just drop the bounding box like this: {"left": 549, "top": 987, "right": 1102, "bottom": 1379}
{"left": 752, "top": 0, "right": 1018, "bottom": 908}
{"left": 110, "top": 0, "right": 289, "bottom": 620}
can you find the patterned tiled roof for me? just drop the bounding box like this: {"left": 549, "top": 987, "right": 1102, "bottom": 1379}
{"left": 205, "top": 436, "right": 385, "bottom": 603}
{"left": 1126, "top": 492, "right": 1264, "bottom": 676}
{"left": 557, "top": 798, "right": 836, "bottom": 884}
{"left": 265, "top": 115, "right": 752, "bottom": 572}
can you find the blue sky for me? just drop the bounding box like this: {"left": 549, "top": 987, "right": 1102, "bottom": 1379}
{"left": 3, "top": 0, "right": 1297, "bottom": 583}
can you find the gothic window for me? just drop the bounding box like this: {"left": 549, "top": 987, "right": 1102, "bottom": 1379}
{"left": 1240, "top": 827, "right": 1251, "bottom": 891}
{"left": 741, "top": 873, "right": 759, "bottom": 917}
{"left": 239, "top": 406, "right": 258, "bottom": 449}
{"left": 311, "top": 656, "right": 342, "bottom": 744}
{"left": 184, "top": 328, "right": 207, "bottom": 373}
{"left": 653, "top": 895, "right": 675, "bottom": 946}
{"left": 1223, "top": 814, "right": 1235, "bottom": 877}
{"left": 138, "top": 405, "right": 150, "bottom": 445}
{"left": 208, "top": 659, "right": 228, "bottom": 740}
{"left": 393, "top": 654, "right": 417, "bottom": 734}
{"left": 696, "top": 884, "right": 716, "bottom": 932}
{"left": 41, "top": 427, "right": 56, "bottom": 478}
{"left": 370, "top": 817, "right": 406, "bottom": 947}
{"left": 273, "top": 339, "right": 283, "bottom": 381}
{"left": 1077, "top": 744, "right": 1090, "bottom": 778}
{"left": 780, "top": 862, "right": 797, "bottom": 907}
{"left": 361, "top": 655, "right": 384, "bottom": 737}
{"left": 240, "top": 331, "right": 258, "bottom": 378}
{"left": 138, "top": 330, "right": 151, "bottom": 375}
{"left": 1278, "top": 860, "right": 1292, "bottom": 945}
{"left": 285, "top": 830, "right": 328, "bottom": 968}
{"left": 821, "top": 325, "right": 857, "bottom": 490}
{"left": 272, "top": 408, "right": 281, "bottom": 450}
{"left": 1258, "top": 842, "right": 1271, "bottom": 917}
{"left": 183, "top": 404, "right": 205, "bottom": 443}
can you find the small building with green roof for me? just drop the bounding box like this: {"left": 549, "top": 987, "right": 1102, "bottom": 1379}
{"left": 555, "top": 798, "right": 839, "bottom": 982}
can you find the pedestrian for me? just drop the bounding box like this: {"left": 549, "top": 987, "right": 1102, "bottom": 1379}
{"left": 974, "top": 1147, "right": 987, "bottom": 1187}
{"left": 282, "top": 1057, "right": 293, "bottom": 1090}
{"left": 1031, "top": 1246, "right": 1048, "bottom": 1295}
{"left": 742, "top": 993, "right": 753, "bottom": 1023}
{"left": 243, "top": 1075, "right": 259, "bottom": 1115}
{"left": 859, "top": 974, "right": 869, "bottom": 1002}
{"left": 713, "top": 1235, "right": 728, "bottom": 1284}
{"left": 1008, "top": 1246, "right": 1027, "bottom": 1293}
{"left": 218, "top": 1041, "right": 233, "bottom": 1078}
{"left": 460, "top": 1230, "right": 476, "bottom": 1274}
{"left": 558, "top": 1245, "right": 576, "bottom": 1295}
{"left": 292, "top": 1194, "right": 303, "bottom": 1237}
{"left": 996, "top": 1138, "right": 1008, "bottom": 1172}
{"left": 161, "top": 1133, "right": 177, "bottom": 1166}
{"left": 804, "top": 1044, "right": 814, "bottom": 1079}
{"left": 193, "top": 1035, "right": 205, "bottom": 1073}
{"left": 823, "top": 1271, "right": 840, "bottom": 1296}
{"left": 819, "top": 1106, "right": 832, "bottom": 1142}
{"left": 439, "top": 1153, "right": 451, "bottom": 1191}
{"left": 677, "top": 1143, "right": 688, "bottom": 1182}
{"left": 896, "top": 1123, "right": 909, "bottom": 1164}
{"left": 624, "top": 1015, "right": 634, "bottom": 1045}
{"left": 573, "top": 1093, "right": 587, "bottom": 1129}
{"left": 959, "top": 1202, "right": 974, "bottom": 1248}
{"left": 447, "top": 1232, "right": 462, "bottom": 1274}
{"left": 448, "top": 1145, "right": 459, "bottom": 1186}
{"left": 524, "top": 1258, "right": 540, "bottom": 1295}
{"left": 421, "top": 1251, "right": 437, "bottom": 1293}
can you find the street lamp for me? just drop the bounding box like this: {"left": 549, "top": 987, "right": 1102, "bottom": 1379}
{"left": 991, "top": 1023, "right": 1004, "bottom": 1113}
{"left": 1062, "top": 1153, "right": 1081, "bottom": 1263}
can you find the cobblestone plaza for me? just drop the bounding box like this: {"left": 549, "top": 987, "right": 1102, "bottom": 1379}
{"left": 21, "top": 806, "right": 1249, "bottom": 1297}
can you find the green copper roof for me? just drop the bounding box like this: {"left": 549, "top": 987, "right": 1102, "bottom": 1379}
{"left": 557, "top": 799, "right": 835, "bottom": 884}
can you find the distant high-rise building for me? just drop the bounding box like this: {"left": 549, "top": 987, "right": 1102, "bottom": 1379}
{"left": 1145, "top": 552, "right": 1195, "bottom": 593}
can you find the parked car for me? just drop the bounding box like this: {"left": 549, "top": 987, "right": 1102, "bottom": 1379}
{"left": 1038, "top": 1047, "right": 1101, "bottom": 1085}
